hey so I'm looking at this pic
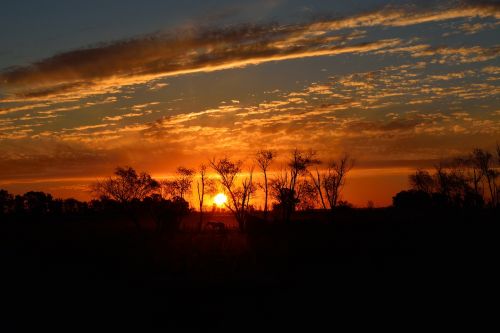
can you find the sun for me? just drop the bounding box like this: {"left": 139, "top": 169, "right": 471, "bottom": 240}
{"left": 213, "top": 193, "right": 228, "bottom": 207}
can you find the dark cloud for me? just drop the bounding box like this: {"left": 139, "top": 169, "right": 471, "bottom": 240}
{"left": 1, "top": 1, "right": 498, "bottom": 101}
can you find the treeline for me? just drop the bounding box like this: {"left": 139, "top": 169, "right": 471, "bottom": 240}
{"left": 394, "top": 145, "right": 500, "bottom": 210}
{"left": 88, "top": 149, "right": 354, "bottom": 231}
{"left": 0, "top": 190, "right": 89, "bottom": 216}
{"left": 1, "top": 149, "right": 355, "bottom": 232}
{"left": 3, "top": 145, "right": 498, "bottom": 231}
{"left": 0, "top": 185, "right": 189, "bottom": 233}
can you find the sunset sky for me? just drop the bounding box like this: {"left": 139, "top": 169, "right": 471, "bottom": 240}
{"left": 1, "top": 0, "right": 499, "bottom": 206}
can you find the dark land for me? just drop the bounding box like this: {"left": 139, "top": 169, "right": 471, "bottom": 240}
{"left": 1, "top": 208, "right": 499, "bottom": 331}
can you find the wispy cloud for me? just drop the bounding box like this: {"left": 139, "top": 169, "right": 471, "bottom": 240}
{"left": 1, "top": 1, "right": 498, "bottom": 101}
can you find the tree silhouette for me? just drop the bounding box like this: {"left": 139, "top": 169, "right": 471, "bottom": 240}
{"left": 0, "top": 189, "right": 13, "bottom": 215}
{"left": 255, "top": 149, "right": 275, "bottom": 220}
{"left": 92, "top": 166, "right": 159, "bottom": 228}
{"left": 295, "top": 179, "right": 317, "bottom": 211}
{"left": 309, "top": 154, "right": 354, "bottom": 212}
{"left": 24, "top": 191, "right": 53, "bottom": 215}
{"left": 144, "top": 194, "right": 189, "bottom": 233}
{"left": 310, "top": 168, "right": 327, "bottom": 210}
{"left": 322, "top": 154, "right": 354, "bottom": 211}
{"left": 393, "top": 190, "right": 432, "bottom": 210}
{"left": 409, "top": 169, "right": 435, "bottom": 194}
{"left": 210, "top": 157, "right": 254, "bottom": 232}
{"left": 93, "top": 167, "right": 159, "bottom": 203}
{"left": 403, "top": 146, "right": 500, "bottom": 208}
{"left": 472, "top": 148, "right": 498, "bottom": 207}
{"left": 271, "top": 149, "right": 319, "bottom": 223}
{"left": 162, "top": 167, "right": 195, "bottom": 200}
{"left": 196, "top": 164, "right": 215, "bottom": 231}
{"left": 472, "top": 148, "right": 497, "bottom": 205}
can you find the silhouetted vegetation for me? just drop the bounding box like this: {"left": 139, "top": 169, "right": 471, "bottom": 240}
{"left": 310, "top": 153, "right": 354, "bottom": 212}
{"left": 394, "top": 146, "right": 500, "bottom": 210}
{"left": 270, "top": 149, "right": 319, "bottom": 223}
{"left": 209, "top": 157, "right": 255, "bottom": 231}
{"left": 196, "top": 164, "right": 216, "bottom": 231}
{"left": 1, "top": 146, "right": 499, "bottom": 330}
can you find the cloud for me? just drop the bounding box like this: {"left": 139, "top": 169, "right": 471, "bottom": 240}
{"left": 414, "top": 45, "right": 500, "bottom": 64}
{"left": 310, "top": 1, "right": 500, "bottom": 31}
{"left": 458, "top": 21, "right": 500, "bottom": 34}
{"left": 378, "top": 43, "right": 500, "bottom": 64}
{"left": 482, "top": 66, "right": 500, "bottom": 74}
{"left": 1, "top": 1, "right": 498, "bottom": 101}
{"left": 0, "top": 103, "right": 50, "bottom": 115}
{"left": 427, "top": 70, "right": 474, "bottom": 81}
{"left": 102, "top": 112, "right": 145, "bottom": 121}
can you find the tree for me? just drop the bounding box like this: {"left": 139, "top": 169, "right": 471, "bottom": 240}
{"left": 162, "top": 167, "right": 195, "bottom": 200}
{"left": 393, "top": 190, "right": 432, "bottom": 210}
{"left": 196, "top": 164, "right": 216, "bottom": 231}
{"left": 321, "top": 154, "right": 354, "bottom": 211}
{"left": 210, "top": 157, "right": 254, "bottom": 232}
{"left": 0, "top": 189, "right": 13, "bottom": 215}
{"left": 403, "top": 146, "right": 500, "bottom": 209}
{"left": 409, "top": 169, "right": 435, "bottom": 194}
{"left": 472, "top": 149, "right": 498, "bottom": 207}
{"left": 310, "top": 168, "right": 327, "bottom": 210}
{"left": 270, "top": 172, "right": 298, "bottom": 222}
{"left": 295, "top": 179, "right": 317, "bottom": 211}
{"left": 24, "top": 191, "right": 53, "bottom": 215}
{"left": 92, "top": 166, "right": 159, "bottom": 228}
{"left": 288, "top": 149, "right": 319, "bottom": 196}
{"left": 271, "top": 149, "right": 319, "bottom": 223}
{"left": 255, "top": 149, "right": 275, "bottom": 219}
{"left": 144, "top": 194, "right": 189, "bottom": 233}
{"left": 454, "top": 155, "right": 483, "bottom": 202}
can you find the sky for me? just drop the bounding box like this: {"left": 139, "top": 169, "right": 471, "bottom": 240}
{"left": 0, "top": 0, "right": 499, "bottom": 206}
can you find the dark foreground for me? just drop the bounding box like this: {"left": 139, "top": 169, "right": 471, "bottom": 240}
{"left": 1, "top": 209, "right": 499, "bottom": 331}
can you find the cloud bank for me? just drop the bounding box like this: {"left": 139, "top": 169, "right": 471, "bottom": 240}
{"left": 1, "top": 1, "right": 498, "bottom": 101}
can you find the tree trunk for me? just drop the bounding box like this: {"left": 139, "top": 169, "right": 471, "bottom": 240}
{"left": 198, "top": 209, "right": 203, "bottom": 232}
{"left": 264, "top": 172, "right": 268, "bottom": 220}
{"left": 237, "top": 212, "right": 245, "bottom": 232}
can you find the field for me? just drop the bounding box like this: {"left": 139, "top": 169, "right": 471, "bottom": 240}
{"left": 1, "top": 208, "right": 499, "bottom": 330}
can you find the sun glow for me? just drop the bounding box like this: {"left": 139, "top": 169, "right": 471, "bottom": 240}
{"left": 213, "top": 193, "right": 228, "bottom": 207}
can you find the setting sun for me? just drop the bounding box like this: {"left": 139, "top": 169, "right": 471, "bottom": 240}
{"left": 213, "top": 193, "right": 228, "bottom": 207}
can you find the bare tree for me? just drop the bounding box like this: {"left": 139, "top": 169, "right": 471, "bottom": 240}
{"left": 457, "top": 155, "right": 483, "bottom": 199}
{"left": 322, "top": 154, "right": 354, "bottom": 211}
{"left": 288, "top": 149, "right": 319, "bottom": 196}
{"left": 196, "top": 164, "right": 215, "bottom": 231}
{"left": 271, "top": 149, "right": 319, "bottom": 223}
{"left": 270, "top": 171, "right": 297, "bottom": 222}
{"left": 451, "top": 156, "right": 484, "bottom": 207}
{"left": 402, "top": 144, "right": 499, "bottom": 209}
{"left": 162, "top": 166, "right": 195, "bottom": 200}
{"left": 310, "top": 168, "right": 327, "bottom": 210}
{"left": 296, "top": 179, "right": 318, "bottom": 211}
{"left": 472, "top": 149, "right": 497, "bottom": 206}
{"left": 210, "top": 157, "right": 254, "bottom": 232}
{"left": 255, "top": 149, "right": 275, "bottom": 219}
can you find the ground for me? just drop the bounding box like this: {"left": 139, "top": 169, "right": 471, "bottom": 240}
{"left": 1, "top": 209, "right": 498, "bottom": 330}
